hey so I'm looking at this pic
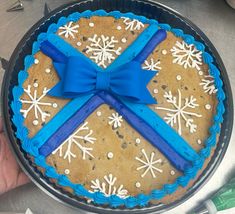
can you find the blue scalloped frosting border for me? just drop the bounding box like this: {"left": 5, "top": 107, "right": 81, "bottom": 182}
{"left": 11, "top": 10, "right": 225, "bottom": 208}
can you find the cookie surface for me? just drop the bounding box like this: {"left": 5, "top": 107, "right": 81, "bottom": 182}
{"left": 12, "top": 10, "right": 224, "bottom": 208}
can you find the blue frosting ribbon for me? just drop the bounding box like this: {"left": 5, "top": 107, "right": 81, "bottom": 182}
{"left": 38, "top": 28, "right": 199, "bottom": 171}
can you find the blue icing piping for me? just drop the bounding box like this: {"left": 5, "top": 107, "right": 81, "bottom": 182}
{"left": 11, "top": 10, "right": 226, "bottom": 207}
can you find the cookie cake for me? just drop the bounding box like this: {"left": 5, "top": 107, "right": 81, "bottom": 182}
{"left": 10, "top": 9, "right": 225, "bottom": 209}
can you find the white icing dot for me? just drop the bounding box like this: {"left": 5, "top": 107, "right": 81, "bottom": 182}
{"left": 117, "top": 26, "right": 122, "bottom": 30}
{"left": 107, "top": 152, "right": 114, "bottom": 159}
{"left": 45, "top": 68, "right": 51, "bottom": 73}
{"left": 96, "top": 111, "right": 102, "bottom": 117}
{"left": 162, "top": 49, "right": 167, "bottom": 55}
{"left": 89, "top": 22, "right": 94, "bottom": 27}
{"left": 34, "top": 59, "right": 39, "bottom": 64}
{"left": 33, "top": 83, "right": 38, "bottom": 88}
{"left": 199, "top": 71, "right": 203, "bottom": 76}
{"left": 64, "top": 169, "right": 70, "bottom": 175}
{"left": 121, "top": 38, "right": 127, "bottom": 43}
{"left": 197, "top": 139, "right": 202, "bottom": 145}
{"left": 205, "top": 104, "right": 211, "bottom": 110}
{"left": 176, "top": 75, "right": 182, "bottom": 81}
{"left": 135, "top": 182, "right": 141, "bottom": 188}
{"left": 52, "top": 103, "right": 58, "bottom": 108}
{"left": 170, "top": 170, "right": 175, "bottom": 175}
{"left": 153, "top": 89, "right": 158, "bottom": 94}
{"left": 33, "top": 120, "right": 39, "bottom": 126}
{"left": 76, "top": 41, "right": 82, "bottom": 46}
{"left": 135, "top": 138, "right": 141, "bottom": 144}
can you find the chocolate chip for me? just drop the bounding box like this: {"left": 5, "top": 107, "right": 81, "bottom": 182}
{"left": 92, "top": 164, "right": 96, "bottom": 170}
{"left": 153, "top": 80, "right": 158, "bottom": 83}
{"left": 161, "top": 85, "right": 167, "bottom": 90}
{"left": 82, "top": 48, "right": 88, "bottom": 53}
{"left": 116, "top": 130, "right": 124, "bottom": 139}
{"left": 131, "top": 31, "right": 135, "bottom": 35}
{"left": 184, "top": 86, "right": 188, "bottom": 90}
{"left": 82, "top": 36, "right": 88, "bottom": 41}
{"left": 121, "top": 142, "right": 127, "bottom": 149}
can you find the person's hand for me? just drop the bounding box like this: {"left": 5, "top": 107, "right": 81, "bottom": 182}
{"left": 0, "top": 118, "right": 30, "bottom": 195}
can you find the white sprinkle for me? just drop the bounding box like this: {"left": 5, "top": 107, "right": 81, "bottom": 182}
{"left": 197, "top": 139, "right": 202, "bottom": 145}
{"left": 176, "top": 75, "right": 182, "bottom": 81}
{"left": 205, "top": 104, "right": 211, "bottom": 110}
{"left": 153, "top": 89, "right": 158, "bottom": 94}
{"left": 162, "top": 49, "right": 167, "bottom": 55}
{"left": 34, "top": 59, "right": 39, "bottom": 64}
{"left": 135, "top": 138, "right": 141, "bottom": 144}
{"left": 96, "top": 111, "right": 102, "bottom": 117}
{"left": 170, "top": 170, "right": 175, "bottom": 175}
{"left": 33, "top": 83, "right": 38, "bottom": 88}
{"left": 117, "top": 26, "right": 122, "bottom": 30}
{"left": 89, "top": 22, "right": 94, "bottom": 27}
{"left": 45, "top": 68, "right": 51, "bottom": 73}
{"left": 52, "top": 103, "right": 58, "bottom": 108}
{"left": 135, "top": 182, "right": 141, "bottom": 188}
{"left": 121, "top": 38, "right": 127, "bottom": 43}
{"left": 33, "top": 120, "right": 39, "bottom": 126}
{"left": 76, "top": 41, "right": 82, "bottom": 46}
{"left": 199, "top": 71, "right": 203, "bottom": 76}
{"left": 64, "top": 169, "right": 70, "bottom": 175}
{"left": 107, "top": 152, "right": 114, "bottom": 159}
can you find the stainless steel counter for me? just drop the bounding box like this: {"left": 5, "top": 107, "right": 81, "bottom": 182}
{"left": 0, "top": 0, "right": 234, "bottom": 213}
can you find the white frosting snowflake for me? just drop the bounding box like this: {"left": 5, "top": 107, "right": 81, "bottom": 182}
{"left": 122, "top": 17, "right": 144, "bottom": 31}
{"left": 135, "top": 149, "right": 163, "bottom": 178}
{"left": 52, "top": 122, "right": 96, "bottom": 163}
{"left": 20, "top": 84, "right": 57, "bottom": 125}
{"left": 142, "top": 58, "right": 161, "bottom": 71}
{"left": 171, "top": 41, "right": 202, "bottom": 71}
{"left": 108, "top": 112, "right": 123, "bottom": 129}
{"left": 155, "top": 89, "right": 202, "bottom": 135}
{"left": 58, "top": 21, "right": 79, "bottom": 39}
{"left": 199, "top": 75, "right": 218, "bottom": 95}
{"left": 90, "top": 174, "right": 129, "bottom": 199}
{"left": 86, "top": 34, "right": 122, "bottom": 68}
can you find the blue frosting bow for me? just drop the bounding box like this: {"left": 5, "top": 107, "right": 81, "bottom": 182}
{"left": 50, "top": 56, "right": 156, "bottom": 104}
{"left": 40, "top": 29, "right": 168, "bottom": 104}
